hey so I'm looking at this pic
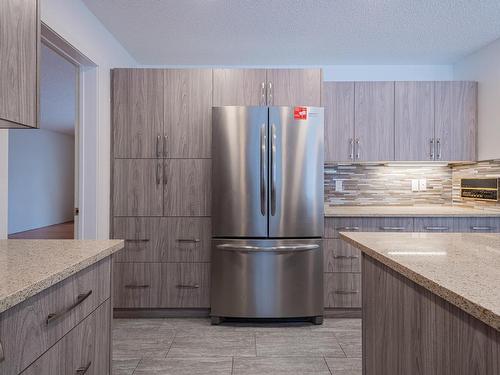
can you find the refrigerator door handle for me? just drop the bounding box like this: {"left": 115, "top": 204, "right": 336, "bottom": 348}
{"left": 271, "top": 123, "right": 277, "bottom": 216}
{"left": 260, "top": 123, "right": 267, "bottom": 215}
{"left": 216, "top": 244, "right": 319, "bottom": 253}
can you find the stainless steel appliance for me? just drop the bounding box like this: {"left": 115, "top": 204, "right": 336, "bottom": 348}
{"left": 211, "top": 106, "right": 324, "bottom": 324}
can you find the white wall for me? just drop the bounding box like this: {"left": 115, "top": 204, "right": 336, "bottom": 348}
{"left": 8, "top": 130, "right": 74, "bottom": 234}
{"left": 454, "top": 38, "right": 500, "bottom": 161}
{"left": 40, "top": 0, "right": 137, "bottom": 239}
{"left": 0, "top": 131, "right": 8, "bottom": 239}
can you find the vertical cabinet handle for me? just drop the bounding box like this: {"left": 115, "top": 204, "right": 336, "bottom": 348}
{"left": 430, "top": 138, "right": 435, "bottom": 160}
{"left": 271, "top": 123, "right": 277, "bottom": 216}
{"left": 355, "top": 138, "right": 360, "bottom": 160}
{"left": 0, "top": 340, "right": 4, "bottom": 363}
{"left": 156, "top": 135, "right": 161, "bottom": 158}
{"left": 267, "top": 82, "right": 273, "bottom": 105}
{"left": 436, "top": 138, "right": 441, "bottom": 160}
{"left": 349, "top": 138, "right": 354, "bottom": 160}
{"left": 260, "top": 123, "right": 267, "bottom": 216}
{"left": 260, "top": 82, "right": 266, "bottom": 106}
{"left": 163, "top": 135, "right": 167, "bottom": 158}
{"left": 156, "top": 162, "right": 161, "bottom": 186}
{"left": 76, "top": 362, "right": 92, "bottom": 374}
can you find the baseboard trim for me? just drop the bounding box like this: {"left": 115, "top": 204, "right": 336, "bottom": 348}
{"left": 113, "top": 308, "right": 210, "bottom": 319}
{"left": 324, "top": 308, "right": 362, "bottom": 318}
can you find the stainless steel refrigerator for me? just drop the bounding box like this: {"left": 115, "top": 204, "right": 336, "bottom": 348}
{"left": 210, "top": 106, "right": 324, "bottom": 324}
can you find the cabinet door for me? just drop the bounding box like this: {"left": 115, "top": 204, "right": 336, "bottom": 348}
{"left": 395, "top": 82, "right": 435, "bottom": 161}
{"left": 113, "top": 159, "right": 163, "bottom": 216}
{"left": 112, "top": 217, "right": 162, "bottom": 262}
{"left": 160, "top": 263, "right": 211, "bottom": 308}
{"left": 435, "top": 81, "right": 477, "bottom": 162}
{"left": 160, "top": 217, "right": 211, "bottom": 262}
{"left": 213, "top": 69, "right": 266, "bottom": 106}
{"left": 164, "top": 69, "right": 212, "bottom": 158}
{"left": 323, "top": 82, "right": 355, "bottom": 162}
{"left": 0, "top": 0, "right": 38, "bottom": 128}
{"left": 354, "top": 82, "right": 395, "bottom": 161}
{"left": 163, "top": 159, "right": 211, "bottom": 216}
{"left": 267, "top": 69, "right": 321, "bottom": 106}
{"left": 324, "top": 273, "right": 361, "bottom": 308}
{"left": 114, "top": 263, "right": 161, "bottom": 308}
{"left": 112, "top": 69, "right": 164, "bottom": 158}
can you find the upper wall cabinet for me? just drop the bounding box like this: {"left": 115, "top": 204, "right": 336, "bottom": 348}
{"left": 354, "top": 82, "right": 395, "bottom": 162}
{"left": 213, "top": 69, "right": 322, "bottom": 107}
{"left": 112, "top": 69, "right": 164, "bottom": 158}
{"left": 435, "top": 81, "right": 477, "bottom": 162}
{"left": 164, "top": 69, "right": 212, "bottom": 158}
{"left": 395, "top": 82, "right": 435, "bottom": 161}
{"left": 0, "top": 0, "right": 39, "bottom": 129}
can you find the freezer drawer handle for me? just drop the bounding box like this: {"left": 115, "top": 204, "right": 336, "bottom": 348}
{"left": 424, "top": 226, "right": 450, "bottom": 231}
{"left": 333, "top": 255, "right": 359, "bottom": 259}
{"left": 260, "top": 123, "right": 267, "bottom": 216}
{"left": 380, "top": 226, "right": 406, "bottom": 231}
{"left": 177, "top": 238, "right": 201, "bottom": 243}
{"left": 216, "top": 244, "right": 319, "bottom": 252}
{"left": 46, "top": 290, "right": 93, "bottom": 325}
{"left": 471, "top": 226, "right": 494, "bottom": 231}
{"left": 176, "top": 284, "right": 200, "bottom": 289}
{"left": 334, "top": 290, "right": 359, "bottom": 295}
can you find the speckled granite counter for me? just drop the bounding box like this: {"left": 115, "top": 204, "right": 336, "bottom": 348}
{"left": 325, "top": 205, "right": 500, "bottom": 217}
{"left": 340, "top": 232, "right": 500, "bottom": 331}
{"left": 0, "top": 240, "right": 124, "bottom": 314}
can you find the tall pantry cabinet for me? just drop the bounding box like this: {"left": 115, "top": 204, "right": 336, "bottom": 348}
{"left": 111, "top": 68, "right": 322, "bottom": 314}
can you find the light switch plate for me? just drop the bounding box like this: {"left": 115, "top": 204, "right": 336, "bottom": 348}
{"left": 411, "top": 179, "right": 419, "bottom": 192}
{"left": 335, "top": 180, "right": 343, "bottom": 192}
{"left": 419, "top": 179, "right": 427, "bottom": 191}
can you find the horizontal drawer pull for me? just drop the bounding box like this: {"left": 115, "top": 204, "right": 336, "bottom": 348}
{"left": 124, "top": 284, "right": 150, "bottom": 289}
{"left": 0, "top": 341, "right": 4, "bottom": 363}
{"left": 471, "top": 226, "right": 494, "bottom": 231}
{"left": 336, "top": 226, "right": 360, "bottom": 231}
{"left": 334, "top": 290, "right": 359, "bottom": 295}
{"left": 125, "top": 239, "right": 150, "bottom": 243}
{"left": 176, "top": 238, "right": 201, "bottom": 243}
{"left": 76, "top": 361, "right": 92, "bottom": 374}
{"left": 46, "top": 290, "right": 93, "bottom": 325}
{"left": 424, "top": 226, "right": 450, "bottom": 231}
{"left": 176, "top": 284, "right": 200, "bottom": 289}
{"left": 380, "top": 226, "right": 406, "bottom": 231}
{"left": 333, "top": 255, "right": 360, "bottom": 259}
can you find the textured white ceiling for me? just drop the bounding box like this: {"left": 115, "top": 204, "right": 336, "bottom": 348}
{"left": 81, "top": 0, "right": 500, "bottom": 65}
{"left": 40, "top": 44, "right": 76, "bottom": 136}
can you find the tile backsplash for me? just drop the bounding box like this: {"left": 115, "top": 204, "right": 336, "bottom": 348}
{"left": 325, "top": 164, "right": 452, "bottom": 206}
{"left": 325, "top": 160, "right": 500, "bottom": 211}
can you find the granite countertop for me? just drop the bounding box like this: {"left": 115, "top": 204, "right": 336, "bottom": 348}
{"left": 340, "top": 232, "right": 500, "bottom": 331}
{"left": 325, "top": 205, "right": 500, "bottom": 217}
{"left": 0, "top": 240, "right": 124, "bottom": 314}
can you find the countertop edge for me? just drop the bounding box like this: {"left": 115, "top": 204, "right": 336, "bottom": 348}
{"left": 340, "top": 233, "right": 500, "bottom": 332}
{"left": 325, "top": 212, "right": 500, "bottom": 218}
{"left": 0, "top": 240, "right": 124, "bottom": 315}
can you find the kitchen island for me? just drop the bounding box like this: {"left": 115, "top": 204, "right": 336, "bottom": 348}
{"left": 340, "top": 232, "right": 500, "bottom": 375}
{"left": 0, "top": 240, "right": 124, "bottom": 375}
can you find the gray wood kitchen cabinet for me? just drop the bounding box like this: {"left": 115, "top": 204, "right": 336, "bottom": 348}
{"left": 112, "top": 159, "right": 163, "bottom": 217}
{"left": 435, "top": 81, "right": 477, "bottom": 162}
{"left": 163, "top": 159, "right": 211, "bottom": 216}
{"left": 324, "top": 239, "right": 361, "bottom": 273}
{"left": 324, "top": 273, "right": 362, "bottom": 308}
{"left": 354, "top": 82, "right": 395, "bottom": 161}
{"left": 323, "top": 82, "right": 355, "bottom": 162}
{"left": 0, "top": 0, "right": 39, "bottom": 129}
{"left": 213, "top": 69, "right": 267, "bottom": 106}
{"left": 112, "top": 69, "right": 164, "bottom": 158}
{"left": 395, "top": 82, "right": 435, "bottom": 161}
{"left": 212, "top": 68, "right": 322, "bottom": 106}
{"left": 164, "top": 69, "right": 212, "bottom": 158}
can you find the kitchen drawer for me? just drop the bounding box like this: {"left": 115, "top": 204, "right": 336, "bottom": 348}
{"left": 324, "top": 239, "right": 361, "bottom": 273}
{"left": 324, "top": 273, "right": 361, "bottom": 308}
{"left": 0, "top": 258, "right": 110, "bottom": 374}
{"left": 414, "top": 217, "right": 455, "bottom": 232}
{"left": 113, "top": 217, "right": 211, "bottom": 262}
{"left": 369, "top": 217, "right": 413, "bottom": 232}
{"left": 325, "top": 218, "right": 365, "bottom": 238}
{"left": 455, "top": 217, "right": 500, "bottom": 233}
{"left": 22, "top": 300, "right": 111, "bottom": 375}
{"left": 113, "top": 263, "right": 210, "bottom": 308}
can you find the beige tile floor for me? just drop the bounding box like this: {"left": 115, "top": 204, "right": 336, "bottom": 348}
{"left": 113, "top": 318, "right": 362, "bottom": 375}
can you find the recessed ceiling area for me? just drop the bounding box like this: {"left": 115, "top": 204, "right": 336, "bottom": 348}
{"left": 81, "top": 0, "right": 500, "bottom": 65}
{"left": 40, "top": 44, "right": 76, "bottom": 136}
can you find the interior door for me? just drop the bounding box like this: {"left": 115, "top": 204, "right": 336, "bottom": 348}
{"left": 212, "top": 106, "right": 268, "bottom": 237}
{"left": 268, "top": 107, "right": 324, "bottom": 238}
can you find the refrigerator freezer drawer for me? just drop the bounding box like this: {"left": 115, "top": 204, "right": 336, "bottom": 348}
{"left": 210, "top": 239, "right": 323, "bottom": 319}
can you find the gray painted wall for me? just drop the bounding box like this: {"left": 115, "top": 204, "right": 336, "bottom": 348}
{"left": 8, "top": 129, "right": 74, "bottom": 234}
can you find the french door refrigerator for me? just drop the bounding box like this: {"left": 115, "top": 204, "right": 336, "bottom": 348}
{"left": 211, "top": 106, "right": 324, "bottom": 324}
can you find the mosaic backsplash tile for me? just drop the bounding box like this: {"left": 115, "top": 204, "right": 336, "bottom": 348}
{"left": 452, "top": 160, "right": 500, "bottom": 211}
{"left": 325, "top": 164, "right": 453, "bottom": 206}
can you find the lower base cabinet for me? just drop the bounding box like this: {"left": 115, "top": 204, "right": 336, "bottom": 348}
{"left": 22, "top": 300, "right": 111, "bottom": 375}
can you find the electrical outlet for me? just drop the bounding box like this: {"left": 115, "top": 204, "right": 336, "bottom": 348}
{"left": 411, "top": 179, "right": 419, "bottom": 192}
{"left": 419, "top": 179, "right": 427, "bottom": 191}
{"left": 335, "top": 180, "right": 343, "bottom": 192}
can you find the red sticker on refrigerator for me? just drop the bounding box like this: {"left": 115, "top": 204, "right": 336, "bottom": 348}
{"left": 294, "top": 107, "right": 307, "bottom": 120}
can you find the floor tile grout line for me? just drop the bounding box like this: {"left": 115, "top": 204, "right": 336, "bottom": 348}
{"left": 231, "top": 356, "right": 235, "bottom": 375}
{"left": 323, "top": 356, "right": 334, "bottom": 375}
{"left": 164, "top": 330, "right": 178, "bottom": 358}
{"left": 131, "top": 357, "right": 143, "bottom": 375}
